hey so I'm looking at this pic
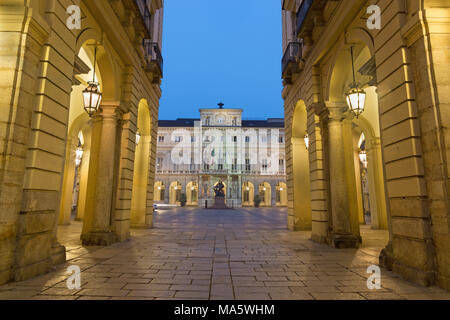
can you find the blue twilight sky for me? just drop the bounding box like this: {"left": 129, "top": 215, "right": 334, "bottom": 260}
{"left": 158, "top": 0, "right": 284, "bottom": 120}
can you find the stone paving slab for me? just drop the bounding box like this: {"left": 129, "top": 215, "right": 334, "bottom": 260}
{"left": 0, "top": 207, "right": 449, "bottom": 300}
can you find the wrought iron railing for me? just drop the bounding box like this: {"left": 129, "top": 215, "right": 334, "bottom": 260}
{"left": 282, "top": 41, "right": 302, "bottom": 75}
{"left": 143, "top": 40, "right": 163, "bottom": 77}
{"left": 296, "top": 0, "right": 313, "bottom": 35}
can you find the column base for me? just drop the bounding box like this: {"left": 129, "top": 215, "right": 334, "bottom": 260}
{"left": 329, "top": 233, "right": 361, "bottom": 248}
{"left": 81, "top": 231, "right": 116, "bottom": 246}
{"left": 130, "top": 223, "right": 152, "bottom": 229}
{"left": 379, "top": 242, "right": 395, "bottom": 270}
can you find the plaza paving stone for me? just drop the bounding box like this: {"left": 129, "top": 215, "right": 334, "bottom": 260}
{"left": 0, "top": 207, "right": 449, "bottom": 300}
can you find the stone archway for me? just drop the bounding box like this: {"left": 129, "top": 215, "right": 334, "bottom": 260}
{"left": 258, "top": 182, "right": 272, "bottom": 207}
{"left": 242, "top": 181, "right": 255, "bottom": 206}
{"left": 169, "top": 181, "right": 182, "bottom": 205}
{"left": 276, "top": 182, "right": 288, "bottom": 206}
{"left": 154, "top": 181, "right": 165, "bottom": 202}
{"left": 130, "top": 99, "right": 152, "bottom": 228}
{"left": 290, "top": 99, "right": 312, "bottom": 230}
{"left": 186, "top": 181, "right": 199, "bottom": 206}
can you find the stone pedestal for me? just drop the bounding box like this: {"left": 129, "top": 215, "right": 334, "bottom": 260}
{"left": 210, "top": 196, "right": 228, "bottom": 209}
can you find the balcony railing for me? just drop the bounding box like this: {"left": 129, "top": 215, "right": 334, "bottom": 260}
{"left": 296, "top": 0, "right": 313, "bottom": 35}
{"left": 282, "top": 41, "right": 303, "bottom": 77}
{"left": 134, "top": 0, "right": 152, "bottom": 37}
{"left": 143, "top": 40, "right": 163, "bottom": 79}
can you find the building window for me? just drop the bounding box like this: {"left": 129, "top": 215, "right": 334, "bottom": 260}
{"left": 245, "top": 136, "right": 250, "bottom": 143}
{"left": 232, "top": 158, "right": 237, "bottom": 170}
{"left": 157, "top": 157, "right": 163, "bottom": 168}
{"left": 279, "top": 136, "right": 284, "bottom": 143}
{"left": 279, "top": 159, "right": 284, "bottom": 166}
{"left": 261, "top": 136, "right": 267, "bottom": 143}
{"left": 203, "top": 163, "right": 210, "bottom": 171}
{"left": 174, "top": 136, "right": 182, "bottom": 143}
{"left": 232, "top": 117, "right": 237, "bottom": 126}
{"left": 158, "top": 136, "right": 165, "bottom": 142}
{"left": 191, "top": 135, "right": 196, "bottom": 142}
{"left": 245, "top": 159, "right": 251, "bottom": 171}
{"left": 262, "top": 159, "right": 268, "bottom": 171}
{"left": 218, "top": 164, "right": 223, "bottom": 170}
{"left": 232, "top": 136, "right": 237, "bottom": 142}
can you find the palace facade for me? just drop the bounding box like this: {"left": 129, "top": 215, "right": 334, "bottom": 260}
{"left": 154, "top": 106, "right": 288, "bottom": 208}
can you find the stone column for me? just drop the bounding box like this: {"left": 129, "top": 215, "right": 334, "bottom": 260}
{"left": 81, "top": 104, "right": 121, "bottom": 246}
{"left": 326, "top": 104, "right": 359, "bottom": 248}
{"left": 366, "top": 137, "right": 388, "bottom": 230}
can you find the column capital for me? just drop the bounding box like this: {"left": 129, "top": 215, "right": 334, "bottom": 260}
{"left": 325, "top": 102, "right": 351, "bottom": 122}
{"left": 98, "top": 101, "right": 123, "bottom": 120}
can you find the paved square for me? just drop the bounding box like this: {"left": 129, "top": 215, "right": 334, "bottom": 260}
{"left": 0, "top": 207, "right": 449, "bottom": 300}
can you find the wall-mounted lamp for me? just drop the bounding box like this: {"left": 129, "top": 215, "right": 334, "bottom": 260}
{"left": 136, "top": 130, "right": 141, "bottom": 145}
{"left": 359, "top": 150, "right": 368, "bottom": 168}
{"left": 304, "top": 134, "right": 309, "bottom": 149}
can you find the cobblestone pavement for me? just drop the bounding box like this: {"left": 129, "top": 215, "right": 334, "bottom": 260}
{"left": 1, "top": 207, "right": 449, "bottom": 300}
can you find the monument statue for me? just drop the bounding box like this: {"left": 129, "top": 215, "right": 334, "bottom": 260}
{"left": 214, "top": 181, "right": 225, "bottom": 197}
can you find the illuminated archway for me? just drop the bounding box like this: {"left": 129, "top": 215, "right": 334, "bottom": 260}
{"left": 186, "top": 181, "right": 199, "bottom": 206}
{"left": 276, "top": 182, "right": 288, "bottom": 206}
{"left": 130, "top": 99, "right": 152, "bottom": 227}
{"left": 258, "top": 182, "right": 272, "bottom": 207}
{"left": 169, "top": 181, "right": 182, "bottom": 205}
{"left": 290, "top": 99, "right": 312, "bottom": 229}
{"left": 242, "top": 181, "right": 255, "bottom": 207}
{"left": 154, "top": 181, "right": 165, "bottom": 202}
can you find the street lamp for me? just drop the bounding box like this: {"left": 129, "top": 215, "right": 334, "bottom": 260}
{"left": 304, "top": 134, "right": 309, "bottom": 149}
{"left": 345, "top": 47, "right": 366, "bottom": 118}
{"left": 82, "top": 46, "right": 102, "bottom": 117}
{"left": 136, "top": 130, "right": 141, "bottom": 145}
{"left": 75, "top": 145, "right": 84, "bottom": 167}
{"left": 359, "top": 150, "right": 368, "bottom": 168}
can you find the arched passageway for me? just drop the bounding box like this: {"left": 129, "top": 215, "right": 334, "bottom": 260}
{"left": 186, "top": 181, "right": 199, "bottom": 206}
{"left": 276, "top": 182, "right": 288, "bottom": 206}
{"left": 242, "top": 181, "right": 255, "bottom": 206}
{"left": 289, "top": 100, "right": 311, "bottom": 230}
{"left": 130, "top": 99, "right": 152, "bottom": 228}
{"left": 169, "top": 181, "right": 182, "bottom": 205}
{"left": 154, "top": 181, "right": 165, "bottom": 202}
{"left": 258, "top": 182, "right": 272, "bottom": 207}
{"left": 324, "top": 41, "right": 388, "bottom": 247}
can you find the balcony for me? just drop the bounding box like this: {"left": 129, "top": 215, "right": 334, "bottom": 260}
{"left": 134, "top": 0, "right": 152, "bottom": 37}
{"left": 143, "top": 40, "right": 163, "bottom": 82}
{"left": 282, "top": 41, "right": 303, "bottom": 81}
{"left": 296, "top": 0, "right": 313, "bottom": 35}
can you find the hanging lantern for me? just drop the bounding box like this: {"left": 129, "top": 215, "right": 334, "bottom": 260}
{"left": 75, "top": 146, "right": 84, "bottom": 167}
{"left": 359, "top": 150, "right": 368, "bottom": 168}
{"left": 304, "top": 134, "right": 309, "bottom": 149}
{"left": 345, "top": 47, "right": 366, "bottom": 118}
{"left": 136, "top": 130, "right": 141, "bottom": 145}
{"left": 82, "top": 46, "right": 102, "bottom": 117}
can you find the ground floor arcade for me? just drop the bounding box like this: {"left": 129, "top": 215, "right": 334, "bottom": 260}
{"left": 153, "top": 174, "right": 288, "bottom": 207}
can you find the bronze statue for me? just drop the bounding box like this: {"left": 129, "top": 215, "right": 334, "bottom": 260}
{"left": 214, "top": 181, "right": 225, "bottom": 197}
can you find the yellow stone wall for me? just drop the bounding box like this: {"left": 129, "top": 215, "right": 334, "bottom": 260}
{"left": 283, "top": 0, "right": 449, "bottom": 290}
{"left": 0, "top": 0, "right": 163, "bottom": 284}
